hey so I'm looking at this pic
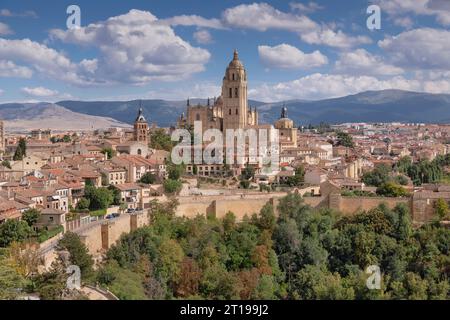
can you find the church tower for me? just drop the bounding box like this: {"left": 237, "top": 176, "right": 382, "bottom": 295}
{"left": 134, "top": 107, "right": 149, "bottom": 144}
{"left": 222, "top": 50, "right": 249, "bottom": 130}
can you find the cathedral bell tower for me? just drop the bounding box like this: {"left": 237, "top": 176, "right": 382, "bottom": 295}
{"left": 134, "top": 106, "right": 149, "bottom": 144}
{"left": 222, "top": 50, "right": 249, "bottom": 130}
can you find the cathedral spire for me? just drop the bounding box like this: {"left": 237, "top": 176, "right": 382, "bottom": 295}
{"left": 281, "top": 104, "right": 288, "bottom": 119}
{"left": 233, "top": 49, "right": 239, "bottom": 61}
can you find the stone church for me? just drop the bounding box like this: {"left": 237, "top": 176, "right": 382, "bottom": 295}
{"left": 178, "top": 50, "right": 259, "bottom": 133}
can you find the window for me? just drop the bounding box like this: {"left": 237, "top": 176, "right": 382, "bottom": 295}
{"left": 229, "top": 109, "right": 232, "bottom": 115}
{"left": 232, "top": 73, "right": 235, "bottom": 80}
{"left": 229, "top": 88, "right": 232, "bottom": 98}
{"left": 235, "top": 88, "right": 238, "bottom": 98}
{"left": 196, "top": 113, "right": 200, "bottom": 121}
{"left": 236, "top": 109, "right": 238, "bottom": 115}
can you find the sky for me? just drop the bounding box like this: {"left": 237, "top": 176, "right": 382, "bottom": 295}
{"left": 0, "top": 0, "right": 450, "bottom": 103}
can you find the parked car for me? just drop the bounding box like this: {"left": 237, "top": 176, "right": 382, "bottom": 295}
{"left": 112, "top": 213, "right": 121, "bottom": 218}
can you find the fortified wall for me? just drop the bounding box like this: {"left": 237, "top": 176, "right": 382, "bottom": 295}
{"left": 39, "top": 190, "right": 436, "bottom": 269}
{"left": 39, "top": 211, "right": 150, "bottom": 268}
{"left": 175, "top": 192, "right": 427, "bottom": 223}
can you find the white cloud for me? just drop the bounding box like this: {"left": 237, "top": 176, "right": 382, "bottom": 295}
{"left": 248, "top": 73, "right": 450, "bottom": 102}
{"left": 160, "top": 15, "right": 225, "bottom": 29}
{"left": 0, "top": 22, "right": 13, "bottom": 35}
{"left": 0, "top": 9, "right": 37, "bottom": 18}
{"left": 21, "top": 87, "right": 59, "bottom": 97}
{"left": 49, "top": 9, "right": 211, "bottom": 85}
{"left": 300, "top": 29, "right": 371, "bottom": 49}
{"left": 222, "top": 3, "right": 371, "bottom": 48}
{"left": 392, "top": 17, "right": 414, "bottom": 28}
{"left": 0, "top": 38, "right": 97, "bottom": 86}
{"left": 379, "top": 28, "right": 450, "bottom": 70}
{"left": 289, "top": 2, "right": 324, "bottom": 13}
{"left": 194, "top": 29, "right": 213, "bottom": 44}
{"left": 335, "top": 49, "right": 404, "bottom": 76}
{"left": 0, "top": 60, "right": 33, "bottom": 78}
{"left": 258, "top": 44, "right": 328, "bottom": 69}
{"left": 376, "top": 0, "right": 450, "bottom": 26}
{"left": 149, "top": 82, "right": 221, "bottom": 100}
{"left": 222, "top": 3, "right": 317, "bottom": 32}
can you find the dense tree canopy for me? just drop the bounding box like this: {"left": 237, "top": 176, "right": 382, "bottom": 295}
{"left": 0, "top": 220, "right": 33, "bottom": 247}
{"left": 97, "top": 194, "right": 449, "bottom": 300}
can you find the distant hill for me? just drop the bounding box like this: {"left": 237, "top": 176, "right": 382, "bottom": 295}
{"left": 57, "top": 99, "right": 267, "bottom": 127}
{"left": 260, "top": 90, "right": 450, "bottom": 126}
{"left": 2, "top": 90, "right": 450, "bottom": 131}
{"left": 0, "top": 103, "right": 130, "bottom": 133}
{"left": 57, "top": 90, "right": 450, "bottom": 126}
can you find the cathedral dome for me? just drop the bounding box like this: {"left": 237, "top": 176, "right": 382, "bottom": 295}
{"left": 228, "top": 49, "right": 244, "bottom": 68}
{"left": 135, "top": 108, "right": 147, "bottom": 122}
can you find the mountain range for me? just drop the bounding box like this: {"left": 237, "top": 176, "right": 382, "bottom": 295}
{"left": 1, "top": 90, "right": 450, "bottom": 132}
{"left": 0, "top": 103, "right": 130, "bottom": 133}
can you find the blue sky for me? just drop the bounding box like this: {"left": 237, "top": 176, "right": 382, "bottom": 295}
{"left": 0, "top": 0, "right": 450, "bottom": 103}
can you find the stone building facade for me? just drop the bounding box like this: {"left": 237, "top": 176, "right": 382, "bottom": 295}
{"left": 178, "top": 50, "right": 259, "bottom": 132}
{"left": 274, "top": 107, "right": 297, "bottom": 150}
{"left": 133, "top": 108, "right": 149, "bottom": 144}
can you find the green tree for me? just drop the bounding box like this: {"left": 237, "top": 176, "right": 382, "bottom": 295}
{"left": 255, "top": 203, "right": 276, "bottom": 232}
{"left": 150, "top": 129, "right": 174, "bottom": 152}
{"left": 292, "top": 265, "right": 354, "bottom": 300}
{"left": 62, "top": 135, "right": 72, "bottom": 143}
{"left": 168, "top": 164, "right": 184, "bottom": 180}
{"left": 101, "top": 147, "right": 116, "bottom": 159}
{"left": 22, "top": 208, "right": 41, "bottom": 227}
{"left": 362, "top": 164, "right": 391, "bottom": 187}
{"left": 156, "top": 239, "right": 184, "bottom": 286}
{"left": 1, "top": 160, "right": 11, "bottom": 169}
{"left": 241, "top": 166, "right": 255, "bottom": 180}
{"left": 396, "top": 156, "right": 412, "bottom": 174}
{"left": 13, "top": 138, "right": 26, "bottom": 161}
{"left": 108, "top": 185, "right": 122, "bottom": 206}
{"left": 0, "top": 220, "right": 33, "bottom": 247}
{"left": 76, "top": 198, "right": 90, "bottom": 211}
{"left": 434, "top": 198, "right": 449, "bottom": 220}
{"left": 0, "top": 248, "right": 29, "bottom": 299}
{"left": 376, "top": 182, "right": 409, "bottom": 197}
{"left": 140, "top": 172, "right": 156, "bottom": 184}
{"left": 336, "top": 131, "right": 355, "bottom": 148}
{"left": 163, "top": 179, "right": 182, "bottom": 194}
{"left": 57, "top": 232, "right": 94, "bottom": 278}
{"left": 84, "top": 186, "right": 114, "bottom": 210}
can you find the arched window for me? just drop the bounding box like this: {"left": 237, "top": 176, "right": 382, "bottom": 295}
{"left": 229, "top": 88, "right": 232, "bottom": 98}
{"left": 235, "top": 88, "right": 238, "bottom": 98}
{"left": 229, "top": 109, "right": 232, "bottom": 115}
{"left": 196, "top": 114, "right": 200, "bottom": 121}
{"left": 232, "top": 73, "right": 235, "bottom": 81}
{"left": 236, "top": 109, "right": 238, "bottom": 115}
{"left": 137, "top": 149, "right": 142, "bottom": 156}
